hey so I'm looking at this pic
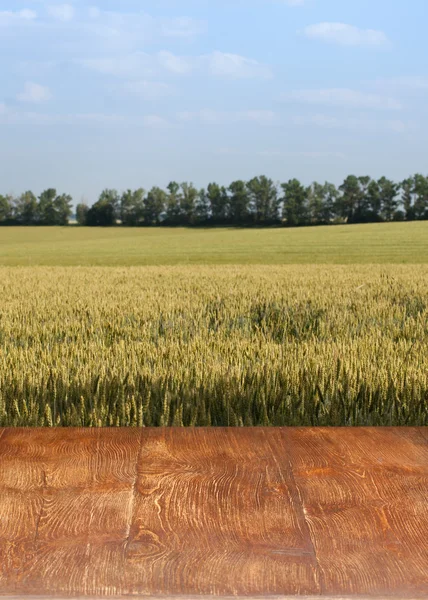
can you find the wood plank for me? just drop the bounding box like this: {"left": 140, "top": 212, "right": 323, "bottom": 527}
{"left": 286, "top": 427, "right": 428, "bottom": 598}
{"left": 0, "top": 597, "right": 426, "bottom": 600}
{"left": 0, "top": 428, "right": 141, "bottom": 597}
{"left": 82, "top": 428, "right": 143, "bottom": 597}
{"left": 0, "top": 428, "right": 46, "bottom": 592}
{"left": 0, "top": 427, "right": 427, "bottom": 598}
{"left": 122, "top": 428, "right": 320, "bottom": 597}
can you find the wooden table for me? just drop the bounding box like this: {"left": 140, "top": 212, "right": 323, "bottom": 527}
{"left": 0, "top": 428, "right": 427, "bottom": 598}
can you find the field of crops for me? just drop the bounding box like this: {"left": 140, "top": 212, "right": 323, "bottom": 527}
{"left": 1, "top": 264, "right": 427, "bottom": 426}
{"left": 1, "top": 221, "right": 428, "bottom": 266}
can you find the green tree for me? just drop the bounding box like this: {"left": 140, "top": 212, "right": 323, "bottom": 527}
{"left": 180, "top": 182, "right": 198, "bottom": 224}
{"left": 76, "top": 203, "right": 89, "bottom": 226}
{"left": 86, "top": 190, "right": 118, "bottom": 226}
{"left": 86, "top": 201, "right": 115, "bottom": 226}
{"left": 337, "top": 175, "right": 363, "bottom": 223}
{"left": 53, "top": 193, "right": 73, "bottom": 225}
{"left": 37, "top": 189, "right": 72, "bottom": 225}
{"left": 355, "top": 176, "right": 372, "bottom": 222}
{"left": 15, "top": 191, "right": 38, "bottom": 224}
{"left": 228, "top": 180, "right": 250, "bottom": 224}
{"left": 120, "top": 188, "right": 145, "bottom": 226}
{"left": 307, "top": 182, "right": 326, "bottom": 225}
{"left": 247, "top": 176, "right": 279, "bottom": 224}
{"left": 378, "top": 177, "right": 399, "bottom": 222}
{"left": 401, "top": 178, "right": 415, "bottom": 221}
{"left": 166, "top": 182, "right": 182, "bottom": 225}
{"left": 323, "top": 182, "right": 339, "bottom": 223}
{"left": 0, "top": 194, "right": 13, "bottom": 222}
{"left": 98, "top": 189, "right": 120, "bottom": 221}
{"left": 195, "top": 188, "right": 210, "bottom": 223}
{"left": 281, "top": 179, "right": 308, "bottom": 227}
{"left": 38, "top": 188, "right": 57, "bottom": 224}
{"left": 143, "top": 187, "right": 166, "bottom": 225}
{"left": 413, "top": 174, "right": 428, "bottom": 220}
{"left": 207, "top": 183, "right": 229, "bottom": 223}
{"left": 366, "top": 180, "right": 382, "bottom": 221}
{"left": 307, "top": 181, "right": 338, "bottom": 225}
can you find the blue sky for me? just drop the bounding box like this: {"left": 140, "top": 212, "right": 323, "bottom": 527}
{"left": 1, "top": 0, "right": 427, "bottom": 204}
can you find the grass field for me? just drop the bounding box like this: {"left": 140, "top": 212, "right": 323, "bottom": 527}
{"left": 1, "top": 221, "right": 428, "bottom": 265}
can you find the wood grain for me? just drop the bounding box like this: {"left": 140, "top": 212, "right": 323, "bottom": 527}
{"left": 286, "top": 428, "right": 428, "bottom": 598}
{"left": 0, "top": 427, "right": 427, "bottom": 598}
{"left": 122, "top": 428, "right": 319, "bottom": 597}
{"left": 0, "top": 429, "right": 142, "bottom": 596}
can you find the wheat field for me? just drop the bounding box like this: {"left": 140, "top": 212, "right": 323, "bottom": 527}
{"left": 1, "top": 264, "right": 427, "bottom": 426}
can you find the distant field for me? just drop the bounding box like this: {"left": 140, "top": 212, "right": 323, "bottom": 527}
{"left": 1, "top": 221, "right": 428, "bottom": 265}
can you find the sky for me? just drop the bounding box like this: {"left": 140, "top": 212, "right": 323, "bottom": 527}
{"left": 0, "top": 0, "right": 427, "bottom": 205}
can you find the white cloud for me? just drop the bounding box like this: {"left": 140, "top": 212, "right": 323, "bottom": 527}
{"left": 80, "top": 8, "right": 205, "bottom": 43}
{"left": 81, "top": 54, "right": 154, "bottom": 78}
{"left": 303, "top": 22, "right": 388, "bottom": 47}
{"left": 178, "top": 109, "right": 276, "bottom": 125}
{"left": 75, "top": 113, "right": 127, "bottom": 124}
{"left": 258, "top": 149, "right": 346, "bottom": 158}
{"left": 81, "top": 51, "right": 271, "bottom": 80}
{"left": 292, "top": 114, "right": 408, "bottom": 133}
{"left": 215, "top": 147, "right": 345, "bottom": 159}
{"left": 160, "top": 51, "right": 271, "bottom": 79}
{"left": 160, "top": 17, "right": 206, "bottom": 38}
{"left": 17, "top": 9, "right": 36, "bottom": 20}
{"left": 123, "top": 80, "right": 173, "bottom": 99}
{"left": 0, "top": 9, "right": 37, "bottom": 24}
{"left": 143, "top": 115, "right": 170, "bottom": 128}
{"left": 241, "top": 110, "right": 276, "bottom": 123}
{"left": 47, "top": 4, "right": 75, "bottom": 22}
{"left": 292, "top": 114, "right": 341, "bottom": 128}
{"left": 0, "top": 109, "right": 122, "bottom": 126}
{"left": 206, "top": 51, "right": 272, "bottom": 79}
{"left": 158, "top": 51, "right": 194, "bottom": 75}
{"left": 87, "top": 7, "right": 101, "bottom": 19}
{"left": 386, "top": 120, "right": 408, "bottom": 133}
{"left": 284, "top": 88, "right": 401, "bottom": 110}
{"left": 17, "top": 82, "right": 52, "bottom": 103}
{"left": 16, "top": 60, "right": 59, "bottom": 77}
{"left": 374, "top": 76, "right": 428, "bottom": 90}
{"left": 287, "top": 150, "right": 346, "bottom": 158}
{"left": 0, "top": 109, "right": 171, "bottom": 127}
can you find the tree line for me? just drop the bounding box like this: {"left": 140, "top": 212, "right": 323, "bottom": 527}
{"left": 2, "top": 174, "right": 428, "bottom": 227}
{"left": 0, "top": 189, "right": 72, "bottom": 226}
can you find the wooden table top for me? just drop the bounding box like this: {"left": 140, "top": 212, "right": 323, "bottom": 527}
{"left": 0, "top": 427, "right": 427, "bottom": 599}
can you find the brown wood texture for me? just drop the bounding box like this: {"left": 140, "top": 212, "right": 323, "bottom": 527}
{"left": 0, "top": 427, "right": 427, "bottom": 599}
